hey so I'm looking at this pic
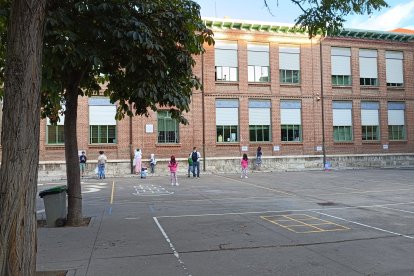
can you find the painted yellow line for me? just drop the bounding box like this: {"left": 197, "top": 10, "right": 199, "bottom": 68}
{"left": 110, "top": 181, "right": 115, "bottom": 204}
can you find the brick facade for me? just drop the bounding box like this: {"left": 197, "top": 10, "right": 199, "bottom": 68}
{"left": 29, "top": 19, "right": 414, "bottom": 163}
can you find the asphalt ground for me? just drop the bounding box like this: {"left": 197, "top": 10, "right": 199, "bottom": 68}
{"left": 36, "top": 169, "right": 414, "bottom": 276}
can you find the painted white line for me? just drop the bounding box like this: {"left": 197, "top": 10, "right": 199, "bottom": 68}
{"left": 313, "top": 211, "right": 414, "bottom": 240}
{"left": 156, "top": 201, "right": 414, "bottom": 219}
{"left": 37, "top": 209, "right": 45, "bottom": 214}
{"left": 377, "top": 206, "right": 414, "bottom": 214}
{"left": 153, "top": 217, "right": 191, "bottom": 276}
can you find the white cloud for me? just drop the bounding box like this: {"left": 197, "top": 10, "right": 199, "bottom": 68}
{"left": 347, "top": 0, "right": 414, "bottom": 31}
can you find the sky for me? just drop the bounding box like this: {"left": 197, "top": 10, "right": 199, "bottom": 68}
{"left": 195, "top": 0, "right": 414, "bottom": 31}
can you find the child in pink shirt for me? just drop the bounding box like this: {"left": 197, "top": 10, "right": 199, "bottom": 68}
{"left": 168, "top": 155, "right": 179, "bottom": 186}
{"left": 241, "top": 153, "right": 249, "bottom": 178}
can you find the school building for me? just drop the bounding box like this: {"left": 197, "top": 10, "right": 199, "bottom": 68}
{"left": 5, "top": 17, "right": 414, "bottom": 176}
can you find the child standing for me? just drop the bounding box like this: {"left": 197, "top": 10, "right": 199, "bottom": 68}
{"left": 187, "top": 153, "right": 193, "bottom": 177}
{"left": 150, "top": 153, "right": 156, "bottom": 175}
{"left": 241, "top": 153, "right": 249, "bottom": 179}
{"left": 168, "top": 155, "right": 179, "bottom": 186}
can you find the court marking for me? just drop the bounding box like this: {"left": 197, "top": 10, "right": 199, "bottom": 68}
{"left": 313, "top": 211, "right": 414, "bottom": 240}
{"left": 377, "top": 206, "right": 414, "bottom": 214}
{"left": 133, "top": 185, "right": 174, "bottom": 196}
{"left": 261, "top": 214, "right": 350, "bottom": 233}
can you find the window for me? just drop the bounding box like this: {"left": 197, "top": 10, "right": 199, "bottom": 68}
{"left": 359, "top": 49, "right": 378, "bottom": 86}
{"left": 248, "top": 43, "right": 270, "bottom": 82}
{"left": 89, "top": 98, "right": 117, "bottom": 144}
{"left": 331, "top": 47, "right": 351, "bottom": 86}
{"left": 46, "top": 110, "right": 65, "bottom": 145}
{"left": 388, "top": 102, "right": 406, "bottom": 141}
{"left": 215, "top": 40, "right": 238, "bottom": 81}
{"left": 157, "top": 111, "right": 179, "bottom": 143}
{"left": 279, "top": 46, "right": 300, "bottom": 84}
{"left": 249, "top": 100, "right": 271, "bottom": 142}
{"left": 280, "top": 101, "right": 302, "bottom": 142}
{"left": 333, "top": 101, "right": 353, "bottom": 142}
{"left": 216, "top": 99, "right": 239, "bottom": 142}
{"left": 361, "top": 102, "right": 380, "bottom": 141}
{"left": 386, "top": 51, "right": 403, "bottom": 87}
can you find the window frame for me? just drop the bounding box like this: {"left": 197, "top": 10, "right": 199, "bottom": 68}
{"left": 157, "top": 110, "right": 180, "bottom": 144}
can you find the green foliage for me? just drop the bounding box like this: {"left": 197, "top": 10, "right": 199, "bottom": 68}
{"left": 265, "top": 0, "right": 389, "bottom": 37}
{"left": 24, "top": 0, "right": 212, "bottom": 124}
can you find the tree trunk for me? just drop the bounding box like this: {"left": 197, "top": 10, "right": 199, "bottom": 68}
{"left": 0, "top": 1, "right": 46, "bottom": 275}
{"left": 65, "top": 79, "right": 83, "bottom": 226}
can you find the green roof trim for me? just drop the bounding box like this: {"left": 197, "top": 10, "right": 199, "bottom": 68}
{"left": 203, "top": 18, "right": 414, "bottom": 42}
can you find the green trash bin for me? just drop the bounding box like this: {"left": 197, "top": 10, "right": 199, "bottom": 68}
{"left": 39, "top": 185, "right": 67, "bottom": 227}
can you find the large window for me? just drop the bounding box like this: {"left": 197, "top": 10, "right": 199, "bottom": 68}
{"left": 333, "top": 101, "right": 353, "bottom": 142}
{"left": 249, "top": 100, "right": 271, "bottom": 142}
{"left": 280, "top": 101, "right": 302, "bottom": 142}
{"left": 216, "top": 99, "right": 239, "bottom": 143}
{"left": 331, "top": 47, "right": 351, "bottom": 86}
{"left": 215, "top": 40, "right": 238, "bottom": 82}
{"left": 388, "top": 102, "right": 406, "bottom": 141}
{"left": 361, "top": 102, "right": 380, "bottom": 141}
{"left": 386, "top": 51, "right": 404, "bottom": 87}
{"left": 359, "top": 49, "right": 378, "bottom": 86}
{"left": 248, "top": 43, "right": 270, "bottom": 83}
{"left": 89, "top": 98, "right": 117, "bottom": 144}
{"left": 157, "top": 111, "right": 179, "bottom": 143}
{"left": 279, "top": 46, "right": 300, "bottom": 84}
{"left": 46, "top": 110, "right": 65, "bottom": 145}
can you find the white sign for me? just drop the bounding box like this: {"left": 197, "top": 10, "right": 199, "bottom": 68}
{"left": 273, "top": 145, "right": 280, "bottom": 151}
{"left": 316, "top": 146, "right": 323, "bottom": 151}
{"left": 241, "top": 146, "right": 248, "bottom": 152}
{"left": 383, "top": 144, "right": 389, "bottom": 150}
{"left": 145, "top": 124, "right": 154, "bottom": 133}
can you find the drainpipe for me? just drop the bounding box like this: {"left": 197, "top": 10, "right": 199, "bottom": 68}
{"left": 201, "top": 51, "right": 206, "bottom": 172}
{"left": 129, "top": 104, "right": 133, "bottom": 174}
{"left": 319, "top": 37, "right": 327, "bottom": 168}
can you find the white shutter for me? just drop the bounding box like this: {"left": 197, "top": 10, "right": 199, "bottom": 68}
{"left": 89, "top": 105, "right": 116, "bottom": 125}
{"left": 361, "top": 110, "right": 379, "bottom": 125}
{"left": 331, "top": 55, "right": 351, "bottom": 75}
{"left": 333, "top": 109, "right": 352, "bottom": 126}
{"left": 215, "top": 49, "right": 238, "bottom": 67}
{"left": 386, "top": 59, "right": 403, "bottom": 84}
{"left": 281, "top": 109, "right": 301, "bottom": 124}
{"left": 249, "top": 108, "right": 270, "bottom": 125}
{"left": 248, "top": 51, "right": 269, "bottom": 66}
{"left": 279, "top": 52, "right": 300, "bottom": 70}
{"left": 216, "top": 108, "right": 238, "bottom": 125}
{"left": 215, "top": 40, "right": 238, "bottom": 50}
{"left": 388, "top": 110, "right": 404, "bottom": 125}
{"left": 331, "top": 47, "right": 351, "bottom": 56}
{"left": 359, "top": 57, "right": 378, "bottom": 78}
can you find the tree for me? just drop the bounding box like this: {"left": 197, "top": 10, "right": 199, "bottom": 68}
{"left": 265, "top": 0, "right": 389, "bottom": 36}
{"left": 0, "top": 0, "right": 47, "bottom": 275}
{"left": 40, "top": 0, "right": 213, "bottom": 226}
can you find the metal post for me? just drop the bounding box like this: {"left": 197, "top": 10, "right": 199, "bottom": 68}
{"left": 319, "top": 38, "right": 327, "bottom": 168}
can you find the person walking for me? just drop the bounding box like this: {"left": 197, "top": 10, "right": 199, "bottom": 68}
{"left": 255, "top": 146, "right": 263, "bottom": 170}
{"left": 187, "top": 153, "right": 193, "bottom": 177}
{"left": 168, "top": 155, "right": 179, "bottom": 186}
{"left": 79, "top": 151, "right": 87, "bottom": 177}
{"left": 97, "top": 151, "right": 107, "bottom": 179}
{"left": 150, "top": 153, "right": 156, "bottom": 175}
{"left": 134, "top": 148, "right": 142, "bottom": 175}
{"left": 241, "top": 153, "right": 249, "bottom": 178}
{"left": 191, "top": 147, "right": 201, "bottom": 178}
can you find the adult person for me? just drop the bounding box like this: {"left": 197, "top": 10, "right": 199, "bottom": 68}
{"left": 134, "top": 148, "right": 142, "bottom": 175}
{"left": 191, "top": 147, "right": 201, "bottom": 178}
{"left": 97, "top": 151, "right": 107, "bottom": 179}
{"left": 79, "top": 151, "right": 87, "bottom": 177}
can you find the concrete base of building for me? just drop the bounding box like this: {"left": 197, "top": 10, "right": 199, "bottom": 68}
{"left": 38, "top": 153, "right": 414, "bottom": 181}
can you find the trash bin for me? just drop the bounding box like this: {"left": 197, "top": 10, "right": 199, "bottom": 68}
{"left": 141, "top": 167, "right": 148, "bottom": 179}
{"left": 39, "top": 185, "right": 67, "bottom": 227}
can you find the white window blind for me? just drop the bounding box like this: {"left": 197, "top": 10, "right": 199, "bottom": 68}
{"left": 279, "top": 46, "right": 300, "bottom": 70}
{"left": 216, "top": 108, "right": 238, "bottom": 125}
{"left": 89, "top": 105, "right": 116, "bottom": 125}
{"left": 249, "top": 108, "right": 270, "bottom": 125}
{"left": 333, "top": 109, "right": 352, "bottom": 126}
{"left": 47, "top": 114, "right": 65, "bottom": 126}
{"left": 248, "top": 43, "right": 269, "bottom": 66}
{"left": 359, "top": 49, "right": 378, "bottom": 78}
{"left": 281, "top": 109, "right": 301, "bottom": 124}
{"left": 388, "top": 110, "right": 404, "bottom": 125}
{"left": 331, "top": 47, "right": 351, "bottom": 75}
{"left": 386, "top": 51, "right": 403, "bottom": 84}
{"left": 215, "top": 41, "right": 238, "bottom": 67}
{"left": 361, "top": 110, "right": 379, "bottom": 125}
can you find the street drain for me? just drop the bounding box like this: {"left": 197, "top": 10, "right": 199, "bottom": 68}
{"left": 317, "top": 201, "right": 336, "bottom": 206}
